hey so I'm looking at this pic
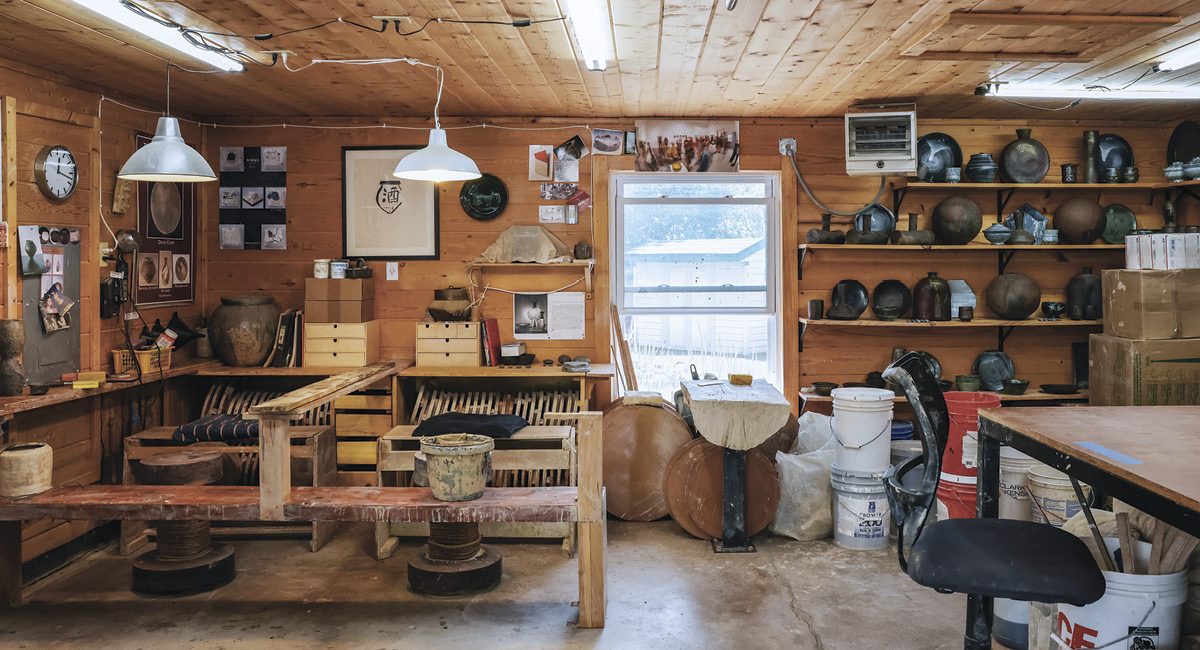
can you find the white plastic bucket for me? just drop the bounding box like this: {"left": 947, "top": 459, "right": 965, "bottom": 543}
{"left": 831, "top": 387, "right": 894, "bottom": 474}
{"left": 1056, "top": 539, "right": 1187, "bottom": 650}
{"left": 1027, "top": 465, "right": 1089, "bottom": 527}
{"left": 999, "top": 448, "right": 1039, "bottom": 522}
{"left": 830, "top": 462, "right": 890, "bottom": 551}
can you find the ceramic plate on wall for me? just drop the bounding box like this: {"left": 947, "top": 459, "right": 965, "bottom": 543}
{"left": 459, "top": 173, "right": 508, "bottom": 221}
{"left": 917, "top": 133, "right": 962, "bottom": 182}
{"left": 1101, "top": 204, "right": 1137, "bottom": 244}
{"left": 853, "top": 204, "right": 897, "bottom": 235}
{"left": 1097, "top": 134, "right": 1134, "bottom": 170}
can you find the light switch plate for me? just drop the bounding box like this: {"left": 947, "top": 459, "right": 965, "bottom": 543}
{"left": 386, "top": 262, "right": 399, "bottom": 281}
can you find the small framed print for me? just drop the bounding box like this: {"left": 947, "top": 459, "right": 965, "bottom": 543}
{"left": 219, "top": 224, "right": 244, "bottom": 250}
{"left": 265, "top": 187, "right": 286, "bottom": 209}
{"left": 261, "top": 146, "right": 287, "bottom": 172}
{"left": 172, "top": 254, "right": 191, "bottom": 285}
{"left": 261, "top": 224, "right": 287, "bottom": 250}
{"left": 529, "top": 145, "right": 553, "bottom": 181}
{"left": 624, "top": 131, "right": 636, "bottom": 155}
{"left": 241, "top": 187, "right": 265, "bottom": 209}
{"left": 220, "top": 147, "right": 244, "bottom": 172}
{"left": 157, "top": 251, "right": 172, "bottom": 289}
{"left": 342, "top": 146, "right": 439, "bottom": 260}
{"left": 219, "top": 187, "right": 241, "bottom": 209}
{"left": 554, "top": 159, "right": 579, "bottom": 182}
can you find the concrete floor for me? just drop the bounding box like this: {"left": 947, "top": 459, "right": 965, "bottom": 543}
{"left": 1, "top": 521, "right": 966, "bottom": 649}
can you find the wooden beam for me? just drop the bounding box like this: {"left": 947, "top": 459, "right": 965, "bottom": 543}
{"left": 575, "top": 412, "right": 603, "bottom": 523}
{"left": 1, "top": 96, "right": 17, "bottom": 321}
{"left": 943, "top": 12, "right": 1180, "bottom": 28}
{"left": 245, "top": 362, "right": 397, "bottom": 419}
{"left": 901, "top": 51, "right": 1090, "bottom": 62}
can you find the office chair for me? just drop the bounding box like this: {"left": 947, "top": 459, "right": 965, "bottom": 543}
{"left": 881, "top": 352, "right": 1105, "bottom": 650}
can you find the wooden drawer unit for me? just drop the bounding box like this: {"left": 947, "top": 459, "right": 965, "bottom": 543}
{"left": 305, "top": 320, "right": 379, "bottom": 367}
{"left": 415, "top": 322, "right": 482, "bottom": 367}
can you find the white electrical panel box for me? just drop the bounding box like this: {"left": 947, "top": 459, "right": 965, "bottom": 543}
{"left": 844, "top": 110, "right": 917, "bottom": 176}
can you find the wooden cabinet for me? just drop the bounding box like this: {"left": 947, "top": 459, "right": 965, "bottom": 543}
{"left": 304, "top": 320, "right": 379, "bottom": 367}
{"left": 414, "top": 322, "right": 482, "bottom": 367}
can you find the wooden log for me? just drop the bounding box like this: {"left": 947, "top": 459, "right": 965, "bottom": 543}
{"left": 681, "top": 379, "right": 791, "bottom": 450}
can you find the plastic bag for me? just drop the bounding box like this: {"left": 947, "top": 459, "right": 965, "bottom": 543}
{"left": 770, "top": 412, "right": 835, "bottom": 541}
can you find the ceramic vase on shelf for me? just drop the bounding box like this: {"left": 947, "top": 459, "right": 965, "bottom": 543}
{"left": 987, "top": 273, "right": 1041, "bottom": 320}
{"left": 1000, "top": 128, "right": 1050, "bottom": 183}
{"left": 1065, "top": 267, "right": 1102, "bottom": 321}
{"left": 912, "top": 272, "right": 951, "bottom": 321}
{"left": 208, "top": 294, "right": 282, "bottom": 367}
{"left": 964, "top": 153, "right": 999, "bottom": 183}
{"left": 1082, "top": 131, "right": 1100, "bottom": 184}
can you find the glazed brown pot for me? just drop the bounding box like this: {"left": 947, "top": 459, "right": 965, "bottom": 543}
{"left": 932, "top": 196, "right": 983, "bottom": 245}
{"left": 0, "top": 320, "right": 24, "bottom": 358}
{"left": 986, "top": 273, "right": 1041, "bottom": 320}
{"left": 1054, "top": 198, "right": 1105, "bottom": 245}
{"left": 0, "top": 357, "right": 23, "bottom": 396}
{"left": 207, "top": 294, "right": 282, "bottom": 367}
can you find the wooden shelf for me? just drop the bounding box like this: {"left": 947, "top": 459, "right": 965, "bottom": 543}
{"left": 1154, "top": 178, "right": 1200, "bottom": 190}
{"left": 800, "top": 387, "right": 1088, "bottom": 403}
{"left": 195, "top": 363, "right": 413, "bottom": 377}
{"left": 801, "top": 317, "right": 1102, "bottom": 328}
{"left": 893, "top": 180, "right": 1159, "bottom": 190}
{"left": 397, "top": 363, "right": 616, "bottom": 379}
{"left": 468, "top": 260, "right": 596, "bottom": 295}
{"left": 799, "top": 243, "right": 1124, "bottom": 251}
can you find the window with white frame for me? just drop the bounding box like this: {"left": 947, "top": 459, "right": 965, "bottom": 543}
{"left": 613, "top": 174, "right": 779, "bottom": 397}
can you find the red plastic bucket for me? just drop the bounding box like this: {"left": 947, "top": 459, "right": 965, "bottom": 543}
{"left": 942, "top": 392, "right": 1001, "bottom": 479}
{"left": 937, "top": 474, "right": 977, "bottom": 519}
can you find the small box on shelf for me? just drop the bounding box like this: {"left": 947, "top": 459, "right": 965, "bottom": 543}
{"left": 415, "top": 322, "right": 482, "bottom": 367}
{"left": 304, "top": 278, "right": 375, "bottom": 301}
{"left": 305, "top": 299, "right": 374, "bottom": 323}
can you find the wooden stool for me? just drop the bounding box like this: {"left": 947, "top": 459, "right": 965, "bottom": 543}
{"left": 131, "top": 450, "right": 236, "bottom": 596}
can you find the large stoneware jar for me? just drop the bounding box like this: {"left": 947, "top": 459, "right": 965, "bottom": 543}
{"left": 208, "top": 294, "right": 281, "bottom": 366}
{"left": 986, "top": 273, "right": 1041, "bottom": 320}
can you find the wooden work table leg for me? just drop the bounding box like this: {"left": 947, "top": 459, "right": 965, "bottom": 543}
{"left": 578, "top": 519, "right": 606, "bottom": 628}
{"left": 575, "top": 411, "right": 605, "bottom": 628}
{"left": 259, "top": 417, "right": 292, "bottom": 521}
{"left": 1, "top": 520, "right": 20, "bottom": 609}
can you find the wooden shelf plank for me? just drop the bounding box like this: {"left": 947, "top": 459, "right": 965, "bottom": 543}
{"left": 0, "top": 485, "right": 579, "bottom": 523}
{"left": 397, "top": 364, "right": 617, "bottom": 378}
{"left": 1155, "top": 178, "right": 1200, "bottom": 190}
{"left": 467, "top": 260, "right": 595, "bottom": 268}
{"left": 800, "top": 317, "right": 1102, "bottom": 328}
{"left": 799, "top": 243, "right": 1124, "bottom": 251}
{"left": 195, "top": 365, "right": 395, "bottom": 377}
{"left": 892, "top": 180, "right": 1159, "bottom": 190}
{"left": 800, "top": 388, "right": 1087, "bottom": 403}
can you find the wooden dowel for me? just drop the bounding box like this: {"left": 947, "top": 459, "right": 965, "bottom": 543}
{"left": 1116, "top": 512, "right": 1135, "bottom": 574}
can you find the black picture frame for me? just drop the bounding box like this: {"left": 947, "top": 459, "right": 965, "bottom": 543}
{"left": 341, "top": 145, "right": 440, "bottom": 260}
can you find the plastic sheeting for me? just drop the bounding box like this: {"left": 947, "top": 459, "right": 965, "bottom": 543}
{"left": 770, "top": 412, "right": 836, "bottom": 541}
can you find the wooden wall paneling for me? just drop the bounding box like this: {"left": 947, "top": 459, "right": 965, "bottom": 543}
{"left": 2, "top": 96, "right": 17, "bottom": 320}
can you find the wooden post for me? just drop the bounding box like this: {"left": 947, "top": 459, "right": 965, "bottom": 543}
{"left": 258, "top": 416, "right": 291, "bottom": 520}
{"left": 574, "top": 411, "right": 605, "bottom": 628}
{"left": 0, "top": 520, "right": 20, "bottom": 608}
{"left": 1, "top": 97, "right": 19, "bottom": 321}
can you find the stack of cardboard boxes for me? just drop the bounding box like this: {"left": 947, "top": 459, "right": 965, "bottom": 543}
{"left": 1091, "top": 269, "right": 1200, "bottom": 405}
{"left": 303, "top": 278, "right": 379, "bottom": 367}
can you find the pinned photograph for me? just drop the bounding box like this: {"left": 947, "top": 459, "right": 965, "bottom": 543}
{"left": 540, "top": 183, "right": 577, "bottom": 200}
{"left": 514, "top": 293, "right": 549, "bottom": 337}
{"left": 220, "top": 147, "right": 244, "bottom": 172}
{"left": 241, "top": 187, "right": 265, "bottom": 209}
{"left": 148, "top": 182, "right": 184, "bottom": 239}
{"left": 158, "top": 251, "right": 172, "bottom": 289}
{"left": 173, "top": 254, "right": 191, "bottom": 284}
{"left": 137, "top": 252, "right": 158, "bottom": 287}
{"left": 592, "top": 128, "right": 623, "bottom": 155}
{"left": 265, "top": 187, "right": 286, "bottom": 209}
{"left": 17, "top": 225, "right": 47, "bottom": 276}
{"left": 633, "top": 119, "right": 740, "bottom": 172}
{"left": 555, "top": 135, "right": 589, "bottom": 162}
{"left": 528, "top": 145, "right": 553, "bottom": 181}
{"left": 262, "top": 224, "right": 287, "bottom": 250}
{"left": 624, "top": 131, "right": 636, "bottom": 155}
{"left": 219, "top": 224, "right": 245, "bottom": 250}
{"left": 554, "top": 159, "right": 579, "bottom": 183}
{"left": 538, "top": 205, "right": 565, "bottom": 224}
{"left": 220, "top": 187, "right": 241, "bottom": 209}
{"left": 261, "top": 146, "right": 287, "bottom": 172}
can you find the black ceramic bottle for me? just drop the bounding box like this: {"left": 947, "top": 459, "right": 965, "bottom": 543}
{"left": 912, "top": 272, "right": 951, "bottom": 321}
{"left": 1065, "top": 267, "right": 1102, "bottom": 321}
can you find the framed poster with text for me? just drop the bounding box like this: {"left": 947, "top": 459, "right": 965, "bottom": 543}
{"left": 133, "top": 131, "right": 195, "bottom": 307}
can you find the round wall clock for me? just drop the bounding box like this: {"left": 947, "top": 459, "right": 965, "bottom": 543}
{"left": 34, "top": 145, "right": 78, "bottom": 201}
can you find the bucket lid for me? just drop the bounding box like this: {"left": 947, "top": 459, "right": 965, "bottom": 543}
{"left": 831, "top": 387, "right": 896, "bottom": 402}
{"left": 1027, "top": 464, "right": 1070, "bottom": 482}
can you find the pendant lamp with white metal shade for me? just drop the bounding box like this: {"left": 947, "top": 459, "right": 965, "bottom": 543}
{"left": 393, "top": 65, "right": 481, "bottom": 183}
{"left": 118, "top": 65, "right": 216, "bottom": 182}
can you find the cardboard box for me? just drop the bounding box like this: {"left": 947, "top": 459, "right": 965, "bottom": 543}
{"left": 304, "top": 299, "right": 375, "bottom": 323}
{"left": 305, "top": 278, "right": 375, "bottom": 301}
{"left": 1150, "top": 234, "right": 1169, "bottom": 270}
{"left": 1138, "top": 235, "right": 1153, "bottom": 271}
{"left": 1167, "top": 234, "right": 1187, "bottom": 270}
{"left": 1185, "top": 233, "right": 1200, "bottom": 268}
{"left": 1090, "top": 334, "right": 1200, "bottom": 406}
{"left": 1125, "top": 235, "right": 1142, "bottom": 270}
{"left": 1102, "top": 269, "right": 1200, "bottom": 340}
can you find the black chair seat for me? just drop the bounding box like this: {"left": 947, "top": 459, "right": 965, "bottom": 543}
{"left": 907, "top": 518, "right": 1106, "bottom": 606}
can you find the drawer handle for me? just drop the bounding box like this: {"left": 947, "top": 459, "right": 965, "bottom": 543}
{"left": 444, "top": 338, "right": 450, "bottom": 343}
{"left": 333, "top": 338, "right": 338, "bottom": 343}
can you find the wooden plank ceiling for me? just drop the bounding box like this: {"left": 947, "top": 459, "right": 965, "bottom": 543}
{"left": 1, "top": 0, "right": 1200, "bottom": 121}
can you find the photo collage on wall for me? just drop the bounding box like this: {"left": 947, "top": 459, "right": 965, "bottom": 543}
{"left": 219, "top": 146, "right": 287, "bottom": 250}
{"left": 134, "top": 132, "right": 196, "bottom": 307}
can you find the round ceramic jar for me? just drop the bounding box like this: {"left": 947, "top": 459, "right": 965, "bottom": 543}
{"left": 329, "top": 260, "right": 349, "bottom": 279}
{"left": 208, "top": 294, "right": 282, "bottom": 367}
{"left": 313, "top": 259, "right": 331, "bottom": 279}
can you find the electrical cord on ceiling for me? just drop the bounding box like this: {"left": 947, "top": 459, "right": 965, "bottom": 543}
{"left": 994, "top": 96, "right": 1083, "bottom": 111}
{"left": 784, "top": 148, "right": 887, "bottom": 218}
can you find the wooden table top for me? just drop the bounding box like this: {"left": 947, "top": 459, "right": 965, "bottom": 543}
{"left": 980, "top": 406, "right": 1200, "bottom": 516}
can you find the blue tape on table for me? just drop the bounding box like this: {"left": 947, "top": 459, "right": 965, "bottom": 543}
{"left": 1074, "top": 441, "right": 1144, "bottom": 465}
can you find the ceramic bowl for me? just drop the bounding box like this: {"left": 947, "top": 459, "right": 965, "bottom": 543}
{"left": 1040, "top": 383, "right": 1079, "bottom": 395}
{"left": 811, "top": 381, "right": 838, "bottom": 396}
{"left": 983, "top": 223, "right": 1013, "bottom": 245}
{"left": 937, "top": 379, "right": 953, "bottom": 392}
{"left": 1164, "top": 163, "right": 1187, "bottom": 183}
{"left": 1186, "top": 158, "right": 1200, "bottom": 180}
{"left": 955, "top": 374, "right": 982, "bottom": 391}
{"left": 1041, "top": 301, "right": 1066, "bottom": 319}
{"left": 1003, "top": 379, "right": 1030, "bottom": 395}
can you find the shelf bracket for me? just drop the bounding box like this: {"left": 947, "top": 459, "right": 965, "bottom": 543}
{"left": 998, "top": 250, "right": 1017, "bottom": 274}
{"left": 998, "top": 326, "right": 1016, "bottom": 350}
{"left": 799, "top": 322, "right": 808, "bottom": 353}
{"left": 997, "top": 188, "right": 1017, "bottom": 220}
{"left": 893, "top": 187, "right": 909, "bottom": 217}
{"left": 798, "top": 248, "right": 809, "bottom": 281}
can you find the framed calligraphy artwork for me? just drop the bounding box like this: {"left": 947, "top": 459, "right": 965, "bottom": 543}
{"left": 341, "top": 146, "right": 439, "bottom": 260}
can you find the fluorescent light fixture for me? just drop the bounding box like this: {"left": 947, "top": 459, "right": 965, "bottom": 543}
{"left": 986, "top": 85, "right": 1200, "bottom": 101}
{"left": 1157, "top": 44, "right": 1200, "bottom": 72}
{"left": 561, "top": 0, "right": 615, "bottom": 71}
{"left": 67, "top": 0, "right": 244, "bottom": 72}
{"left": 393, "top": 128, "right": 481, "bottom": 182}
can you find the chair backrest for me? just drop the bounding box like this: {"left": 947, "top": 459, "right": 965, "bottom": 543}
{"left": 881, "top": 352, "right": 950, "bottom": 571}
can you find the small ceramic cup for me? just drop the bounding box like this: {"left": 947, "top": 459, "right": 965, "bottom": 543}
{"left": 944, "top": 168, "right": 962, "bottom": 183}
{"left": 1060, "top": 163, "right": 1078, "bottom": 183}
{"left": 1103, "top": 167, "right": 1121, "bottom": 183}
{"left": 808, "top": 300, "right": 824, "bottom": 320}
{"left": 958, "top": 306, "right": 974, "bottom": 322}
{"left": 1123, "top": 167, "right": 1140, "bottom": 183}
{"left": 1043, "top": 229, "right": 1060, "bottom": 245}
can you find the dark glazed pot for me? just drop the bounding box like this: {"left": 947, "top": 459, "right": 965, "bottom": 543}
{"left": 986, "top": 273, "right": 1041, "bottom": 320}
{"left": 208, "top": 294, "right": 282, "bottom": 367}
{"left": 0, "top": 320, "right": 24, "bottom": 358}
{"left": 826, "top": 280, "right": 869, "bottom": 321}
{"left": 912, "top": 272, "right": 952, "bottom": 321}
{"left": 0, "top": 358, "right": 22, "bottom": 396}
{"left": 1066, "top": 267, "right": 1103, "bottom": 321}
{"left": 932, "top": 196, "right": 983, "bottom": 245}
{"left": 1000, "top": 129, "right": 1050, "bottom": 183}
{"left": 965, "top": 153, "right": 999, "bottom": 183}
{"left": 871, "top": 279, "right": 912, "bottom": 321}
{"left": 1055, "top": 198, "right": 1106, "bottom": 245}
